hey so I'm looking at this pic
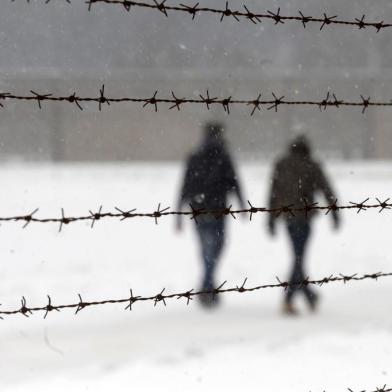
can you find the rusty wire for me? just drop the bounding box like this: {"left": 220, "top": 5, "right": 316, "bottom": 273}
{"left": 1, "top": 198, "right": 391, "bottom": 231}
{"left": 351, "top": 387, "right": 392, "bottom": 392}
{"left": 0, "top": 87, "right": 390, "bottom": 114}
{"left": 356, "top": 387, "right": 392, "bottom": 392}
{"left": 0, "top": 271, "right": 390, "bottom": 318}
{"left": 10, "top": 0, "right": 392, "bottom": 32}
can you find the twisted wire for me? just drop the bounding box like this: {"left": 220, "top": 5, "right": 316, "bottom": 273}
{"left": 10, "top": 0, "right": 392, "bottom": 32}
{"left": 350, "top": 388, "right": 392, "bottom": 392}
{"left": 1, "top": 272, "right": 390, "bottom": 318}
{"left": 1, "top": 198, "right": 391, "bottom": 231}
{"left": 0, "top": 88, "right": 390, "bottom": 114}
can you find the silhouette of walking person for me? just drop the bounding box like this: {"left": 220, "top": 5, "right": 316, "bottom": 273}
{"left": 268, "top": 135, "right": 340, "bottom": 315}
{"left": 176, "top": 122, "right": 245, "bottom": 308}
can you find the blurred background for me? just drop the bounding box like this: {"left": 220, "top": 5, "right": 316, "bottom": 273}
{"left": 1, "top": 0, "right": 392, "bottom": 162}
{"left": 1, "top": 1, "right": 392, "bottom": 391}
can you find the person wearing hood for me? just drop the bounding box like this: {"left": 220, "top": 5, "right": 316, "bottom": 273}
{"left": 176, "top": 121, "right": 245, "bottom": 307}
{"left": 268, "top": 135, "right": 340, "bottom": 315}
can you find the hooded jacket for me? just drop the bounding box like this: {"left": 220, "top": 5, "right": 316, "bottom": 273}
{"left": 178, "top": 137, "right": 244, "bottom": 212}
{"left": 268, "top": 139, "right": 338, "bottom": 225}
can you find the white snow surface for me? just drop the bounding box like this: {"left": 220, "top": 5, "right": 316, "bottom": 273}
{"left": 0, "top": 161, "right": 391, "bottom": 391}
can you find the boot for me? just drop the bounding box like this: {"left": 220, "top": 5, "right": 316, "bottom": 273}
{"left": 198, "top": 281, "right": 220, "bottom": 309}
{"left": 198, "top": 291, "right": 220, "bottom": 309}
{"left": 307, "top": 293, "right": 319, "bottom": 313}
{"left": 282, "top": 302, "right": 299, "bottom": 316}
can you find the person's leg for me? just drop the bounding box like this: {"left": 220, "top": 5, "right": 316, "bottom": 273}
{"left": 204, "top": 219, "right": 225, "bottom": 291}
{"left": 206, "top": 218, "right": 225, "bottom": 287}
{"left": 196, "top": 218, "right": 225, "bottom": 291}
{"left": 297, "top": 224, "right": 318, "bottom": 307}
{"left": 285, "top": 221, "right": 312, "bottom": 304}
{"left": 195, "top": 221, "right": 210, "bottom": 289}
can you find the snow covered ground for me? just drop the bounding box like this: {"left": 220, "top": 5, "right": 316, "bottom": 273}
{"left": 0, "top": 161, "right": 391, "bottom": 391}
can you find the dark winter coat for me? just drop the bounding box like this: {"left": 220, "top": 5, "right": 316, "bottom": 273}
{"left": 268, "top": 149, "right": 338, "bottom": 225}
{"left": 178, "top": 140, "right": 244, "bottom": 212}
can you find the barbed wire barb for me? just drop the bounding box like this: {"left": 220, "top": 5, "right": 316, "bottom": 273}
{"left": 275, "top": 276, "right": 289, "bottom": 291}
{"left": 75, "top": 293, "right": 87, "bottom": 314}
{"left": 115, "top": 206, "right": 137, "bottom": 220}
{"left": 375, "top": 21, "right": 385, "bottom": 33}
{"left": 143, "top": 91, "right": 159, "bottom": 112}
{"left": 199, "top": 89, "right": 217, "bottom": 110}
{"left": 19, "top": 296, "right": 32, "bottom": 317}
{"left": 178, "top": 289, "right": 194, "bottom": 305}
{"left": 248, "top": 93, "right": 262, "bottom": 115}
{"left": 59, "top": 208, "right": 70, "bottom": 232}
{"left": 154, "top": 288, "right": 167, "bottom": 306}
{"left": 247, "top": 200, "right": 258, "bottom": 221}
{"left": 326, "top": 199, "right": 339, "bottom": 215}
{"left": 298, "top": 10, "right": 311, "bottom": 28}
{"left": 68, "top": 92, "right": 84, "bottom": 110}
{"left": 44, "top": 295, "right": 60, "bottom": 319}
{"left": 219, "top": 2, "right": 237, "bottom": 22}
{"left": 302, "top": 199, "right": 318, "bottom": 218}
{"left": 120, "top": 0, "right": 132, "bottom": 11}
{"left": 169, "top": 91, "right": 184, "bottom": 110}
{"left": 125, "top": 289, "right": 140, "bottom": 311}
{"left": 349, "top": 198, "right": 369, "bottom": 213}
{"left": 153, "top": 0, "right": 168, "bottom": 17}
{"left": 89, "top": 205, "right": 103, "bottom": 228}
{"left": 267, "top": 93, "right": 285, "bottom": 112}
{"left": 179, "top": 2, "right": 199, "bottom": 20}
{"left": 212, "top": 281, "right": 227, "bottom": 300}
{"left": 30, "top": 90, "right": 52, "bottom": 109}
{"left": 267, "top": 8, "right": 284, "bottom": 25}
{"left": 153, "top": 203, "right": 170, "bottom": 224}
{"left": 376, "top": 198, "right": 390, "bottom": 212}
{"left": 189, "top": 203, "right": 204, "bottom": 224}
{"left": 22, "top": 208, "right": 39, "bottom": 228}
{"left": 320, "top": 13, "right": 337, "bottom": 30}
{"left": 243, "top": 5, "right": 261, "bottom": 25}
{"left": 361, "top": 95, "right": 371, "bottom": 113}
{"left": 236, "top": 277, "right": 248, "bottom": 293}
{"left": 355, "top": 14, "right": 367, "bottom": 30}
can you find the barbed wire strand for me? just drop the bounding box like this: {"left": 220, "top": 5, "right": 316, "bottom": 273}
{"left": 10, "top": 0, "right": 392, "bottom": 32}
{"left": 348, "top": 387, "right": 392, "bottom": 392}
{"left": 1, "top": 198, "right": 390, "bottom": 231}
{"left": 0, "top": 271, "right": 390, "bottom": 318}
{"left": 0, "top": 87, "right": 391, "bottom": 114}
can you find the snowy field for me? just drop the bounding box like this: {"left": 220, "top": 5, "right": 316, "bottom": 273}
{"left": 1, "top": 161, "right": 392, "bottom": 391}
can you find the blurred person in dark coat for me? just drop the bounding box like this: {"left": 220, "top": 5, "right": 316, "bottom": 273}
{"left": 176, "top": 121, "right": 245, "bottom": 307}
{"left": 268, "top": 135, "right": 340, "bottom": 315}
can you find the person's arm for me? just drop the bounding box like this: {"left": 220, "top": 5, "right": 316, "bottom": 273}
{"left": 176, "top": 159, "right": 192, "bottom": 231}
{"left": 225, "top": 154, "right": 245, "bottom": 210}
{"left": 268, "top": 163, "right": 281, "bottom": 235}
{"left": 316, "top": 163, "right": 340, "bottom": 229}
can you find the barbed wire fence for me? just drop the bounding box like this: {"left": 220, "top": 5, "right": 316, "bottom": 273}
{"left": 1, "top": 3, "right": 391, "bottom": 392}
{"left": 349, "top": 387, "right": 392, "bottom": 392}
{"left": 0, "top": 88, "right": 390, "bottom": 114}
{"left": 1, "top": 197, "right": 390, "bottom": 231}
{"left": 9, "top": 0, "right": 392, "bottom": 32}
{"left": 0, "top": 85, "right": 392, "bottom": 116}
{"left": 1, "top": 272, "right": 390, "bottom": 318}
